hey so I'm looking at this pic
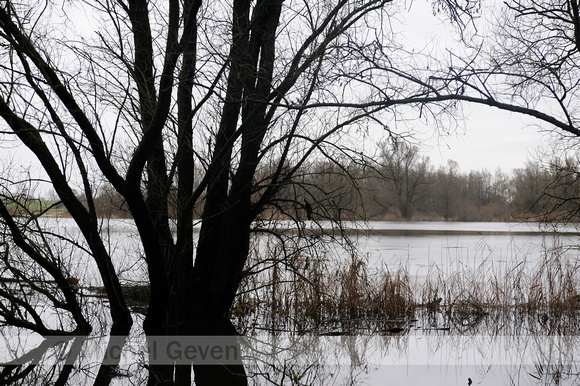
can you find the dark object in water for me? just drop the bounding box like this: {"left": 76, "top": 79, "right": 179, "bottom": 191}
{"left": 383, "top": 327, "right": 405, "bottom": 334}
{"left": 421, "top": 327, "right": 450, "bottom": 331}
{"left": 303, "top": 199, "right": 313, "bottom": 220}
{"left": 468, "top": 377, "right": 472, "bottom": 385}
{"left": 319, "top": 331, "right": 349, "bottom": 336}
{"left": 427, "top": 297, "right": 442, "bottom": 310}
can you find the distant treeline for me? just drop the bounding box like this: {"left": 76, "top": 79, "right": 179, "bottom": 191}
{"left": 353, "top": 142, "right": 580, "bottom": 222}
{"left": 48, "top": 142, "right": 580, "bottom": 222}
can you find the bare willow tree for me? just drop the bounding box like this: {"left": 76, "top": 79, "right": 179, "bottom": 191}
{"left": 0, "top": 0, "right": 484, "bottom": 384}
{"left": 377, "top": 141, "right": 431, "bottom": 219}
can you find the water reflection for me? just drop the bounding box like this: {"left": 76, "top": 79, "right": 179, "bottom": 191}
{"left": 2, "top": 325, "right": 580, "bottom": 385}
{"left": 243, "top": 332, "right": 580, "bottom": 385}
{"left": 0, "top": 333, "right": 131, "bottom": 386}
{"left": 2, "top": 220, "right": 580, "bottom": 384}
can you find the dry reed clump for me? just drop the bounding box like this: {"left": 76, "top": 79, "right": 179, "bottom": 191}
{"left": 528, "top": 252, "right": 580, "bottom": 316}
{"left": 232, "top": 239, "right": 580, "bottom": 334}
{"left": 331, "top": 256, "right": 412, "bottom": 327}
{"left": 376, "top": 268, "right": 412, "bottom": 318}
{"left": 232, "top": 246, "right": 415, "bottom": 334}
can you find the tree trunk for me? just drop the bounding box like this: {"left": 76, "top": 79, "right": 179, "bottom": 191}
{"left": 184, "top": 185, "right": 252, "bottom": 384}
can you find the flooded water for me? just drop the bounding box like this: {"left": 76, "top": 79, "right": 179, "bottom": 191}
{"left": 41, "top": 218, "right": 580, "bottom": 285}
{"left": 2, "top": 219, "right": 580, "bottom": 385}
{"left": 241, "top": 221, "right": 580, "bottom": 385}
{"left": 243, "top": 333, "right": 580, "bottom": 385}
{"left": 361, "top": 221, "right": 579, "bottom": 278}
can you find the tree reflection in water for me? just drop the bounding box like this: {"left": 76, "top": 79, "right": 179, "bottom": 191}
{"left": 2, "top": 318, "right": 580, "bottom": 385}
{"left": 0, "top": 333, "right": 133, "bottom": 386}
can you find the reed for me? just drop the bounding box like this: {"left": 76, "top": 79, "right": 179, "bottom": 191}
{"left": 232, "top": 238, "right": 580, "bottom": 335}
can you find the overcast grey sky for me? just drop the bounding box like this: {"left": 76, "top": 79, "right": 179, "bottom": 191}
{"left": 418, "top": 104, "right": 550, "bottom": 173}
{"left": 0, "top": 1, "right": 558, "bottom": 178}
{"left": 400, "top": 0, "right": 553, "bottom": 173}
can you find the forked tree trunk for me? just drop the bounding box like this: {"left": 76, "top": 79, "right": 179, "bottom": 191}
{"left": 142, "top": 210, "right": 250, "bottom": 385}
{"left": 186, "top": 199, "right": 252, "bottom": 385}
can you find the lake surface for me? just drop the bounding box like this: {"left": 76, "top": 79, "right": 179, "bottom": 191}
{"left": 3, "top": 219, "right": 580, "bottom": 385}
{"left": 360, "top": 221, "right": 579, "bottom": 278}
{"left": 40, "top": 218, "right": 580, "bottom": 285}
